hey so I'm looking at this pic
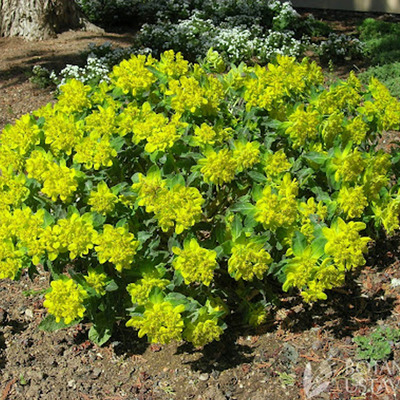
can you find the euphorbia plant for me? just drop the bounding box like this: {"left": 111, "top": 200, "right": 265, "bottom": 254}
{"left": 1, "top": 49, "right": 400, "bottom": 346}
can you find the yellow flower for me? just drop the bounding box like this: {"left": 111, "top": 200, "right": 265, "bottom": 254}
{"left": 43, "top": 279, "right": 88, "bottom": 324}
{"left": 88, "top": 182, "right": 118, "bottom": 215}
{"left": 95, "top": 225, "right": 139, "bottom": 272}
{"left": 84, "top": 269, "right": 108, "bottom": 295}
{"left": 198, "top": 149, "right": 237, "bottom": 185}
{"left": 58, "top": 79, "right": 91, "bottom": 113}
{"left": 74, "top": 135, "right": 117, "bottom": 170}
{"left": 228, "top": 241, "right": 272, "bottom": 281}
{"left": 323, "top": 218, "right": 371, "bottom": 270}
{"left": 264, "top": 149, "right": 291, "bottom": 177}
{"left": 233, "top": 141, "right": 260, "bottom": 172}
{"left": 0, "top": 239, "right": 23, "bottom": 280}
{"left": 127, "top": 274, "right": 169, "bottom": 305}
{"left": 172, "top": 239, "right": 217, "bottom": 286}
{"left": 0, "top": 114, "right": 40, "bottom": 156}
{"left": 285, "top": 105, "right": 320, "bottom": 148}
{"left": 41, "top": 163, "right": 78, "bottom": 203}
{"left": 126, "top": 301, "right": 185, "bottom": 344}
{"left": 152, "top": 185, "right": 204, "bottom": 234}
{"left": 111, "top": 54, "right": 156, "bottom": 96}
{"left": 53, "top": 213, "right": 98, "bottom": 260}
{"left": 255, "top": 175, "right": 298, "bottom": 231}
{"left": 337, "top": 185, "right": 367, "bottom": 219}
{"left": 156, "top": 50, "right": 189, "bottom": 78}
{"left": 43, "top": 111, "right": 82, "bottom": 155}
{"left": 132, "top": 171, "right": 167, "bottom": 213}
{"left": 184, "top": 318, "right": 223, "bottom": 347}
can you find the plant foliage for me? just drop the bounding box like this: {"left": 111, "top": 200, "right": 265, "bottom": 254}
{"left": 2, "top": 50, "right": 400, "bottom": 346}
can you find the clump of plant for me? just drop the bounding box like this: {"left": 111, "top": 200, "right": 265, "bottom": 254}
{"left": 313, "top": 33, "right": 364, "bottom": 64}
{"left": 135, "top": 0, "right": 308, "bottom": 64}
{"left": 29, "top": 65, "right": 54, "bottom": 89}
{"left": 354, "top": 327, "right": 400, "bottom": 366}
{"left": 76, "top": 0, "right": 139, "bottom": 26}
{"left": 1, "top": 50, "right": 400, "bottom": 346}
{"left": 358, "top": 18, "right": 400, "bottom": 66}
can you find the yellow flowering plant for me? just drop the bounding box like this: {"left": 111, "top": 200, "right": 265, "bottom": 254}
{"left": 1, "top": 50, "right": 400, "bottom": 346}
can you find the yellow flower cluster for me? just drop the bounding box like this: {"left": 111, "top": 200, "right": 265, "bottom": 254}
{"left": 263, "top": 149, "right": 291, "bottom": 177}
{"left": 0, "top": 114, "right": 40, "bottom": 157}
{"left": 372, "top": 197, "right": 400, "bottom": 236}
{"left": 57, "top": 79, "right": 91, "bottom": 113}
{"left": 184, "top": 317, "right": 223, "bottom": 347}
{"left": 323, "top": 218, "right": 371, "bottom": 270}
{"left": 51, "top": 213, "right": 98, "bottom": 260}
{"left": 363, "top": 77, "right": 400, "bottom": 131}
{"left": 298, "top": 197, "right": 327, "bottom": 240}
{"left": 0, "top": 174, "right": 29, "bottom": 210}
{"left": 228, "top": 241, "right": 272, "bottom": 281}
{"left": 244, "top": 55, "right": 323, "bottom": 112}
{"left": 315, "top": 72, "right": 361, "bottom": 115}
{"left": 74, "top": 135, "right": 117, "bottom": 170}
{"left": 43, "top": 111, "right": 82, "bottom": 155}
{"left": 193, "top": 123, "right": 232, "bottom": 146}
{"left": 88, "top": 182, "right": 118, "bottom": 215}
{"left": 332, "top": 148, "right": 365, "bottom": 184}
{"left": 198, "top": 149, "right": 237, "bottom": 185}
{"left": 337, "top": 185, "right": 367, "bottom": 219}
{"left": 95, "top": 224, "right": 139, "bottom": 272}
{"left": 157, "top": 50, "right": 189, "bottom": 78}
{"left": 344, "top": 115, "right": 368, "bottom": 145}
{"left": 126, "top": 301, "right": 185, "bottom": 344}
{"left": 233, "top": 141, "right": 260, "bottom": 172}
{"left": 84, "top": 269, "right": 108, "bottom": 295}
{"left": 133, "top": 173, "right": 204, "bottom": 234}
{"left": 255, "top": 174, "right": 298, "bottom": 231}
{"left": 285, "top": 105, "right": 320, "bottom": 148}
{"left": 0, "top": 239, "right": 23, "bottom": 279}
{"left": 111, "top": 54, "right": 156, "bottom": 96}
{"left": 283, "top": 247, "right": 345, "bottom": 303}
{"left": 172, "top": 239, "right": 217, "bottom": 286}
{"left": 127, "top": 274, "right": 170, "bottom": 305}
{"left": 43, "top": 279, "right": 88, "bottom": 324}
{"left": 131, "top": 103, "right": 188, "bottom": 152}
{"left": 321, "top": 112, "right": 343, "bottom": 147}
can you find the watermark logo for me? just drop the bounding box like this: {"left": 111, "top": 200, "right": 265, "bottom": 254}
{"left": 303, "top": 361, "right": 332, "bottom": 399}
{"left": 303, "top": 358, "right": 400, "bottom": 398}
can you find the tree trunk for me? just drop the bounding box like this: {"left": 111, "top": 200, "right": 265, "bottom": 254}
{"left": 0, "top": 0, "right": 104, "bottom": 40}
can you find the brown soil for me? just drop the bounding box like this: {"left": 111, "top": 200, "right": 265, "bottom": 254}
{"left": 1, "top": 13, "right": 400, "bottom": 400}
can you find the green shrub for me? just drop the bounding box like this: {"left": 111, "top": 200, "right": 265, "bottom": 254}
{"left": 358, "top": 18, "right": 400, "bottom": 65}
{"left": 358, "top": 62, "right": 400, "bottom": 98}
{"left": 2, "top": 50, "right": 400, "bottom": 346}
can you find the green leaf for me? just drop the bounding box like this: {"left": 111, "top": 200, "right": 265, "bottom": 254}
{"left": 247, "top": 171, "right": 267, "bottom": 183}
{"left": 231, "top": 214, "right": 242, "bottom": 241}
{"left": 105, "top": 280, "right": 118, "bottom": 292}
{"left": 88, "top": 318, "right": 113, "bottom": 346}
{"left": 303, "top": 152, "right": 328, "bottom": 166}
{"left": 230, "top": 201, "right": 255, "bottom": 215}
{"left": 38, "top": 314, "right": 81, "bottom": 332}
{"left": 291, "top": 231, "right": 307, "bottom": 256}
{"left": 311, "top": 237, "right": 327, "bottom": 258}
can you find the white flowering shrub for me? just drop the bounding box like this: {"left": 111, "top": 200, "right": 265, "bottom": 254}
{"left": 314, "top": 33, "right": 365, "bottom": 64}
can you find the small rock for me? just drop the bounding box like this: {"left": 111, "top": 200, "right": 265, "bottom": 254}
{"left": 312, "top": 340, "right": 323, "bottom": 351}
{"left": 198, "top": 372, "right": 209, "bottom": 381}
{"left": 67, "top": 379, "right": 76, "bottom": 388}
{"left": 24, "top": 309, "right": 34, "bottom": 319}
{"left": 92, "top": 368, "right": 102, "bottom": 379}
